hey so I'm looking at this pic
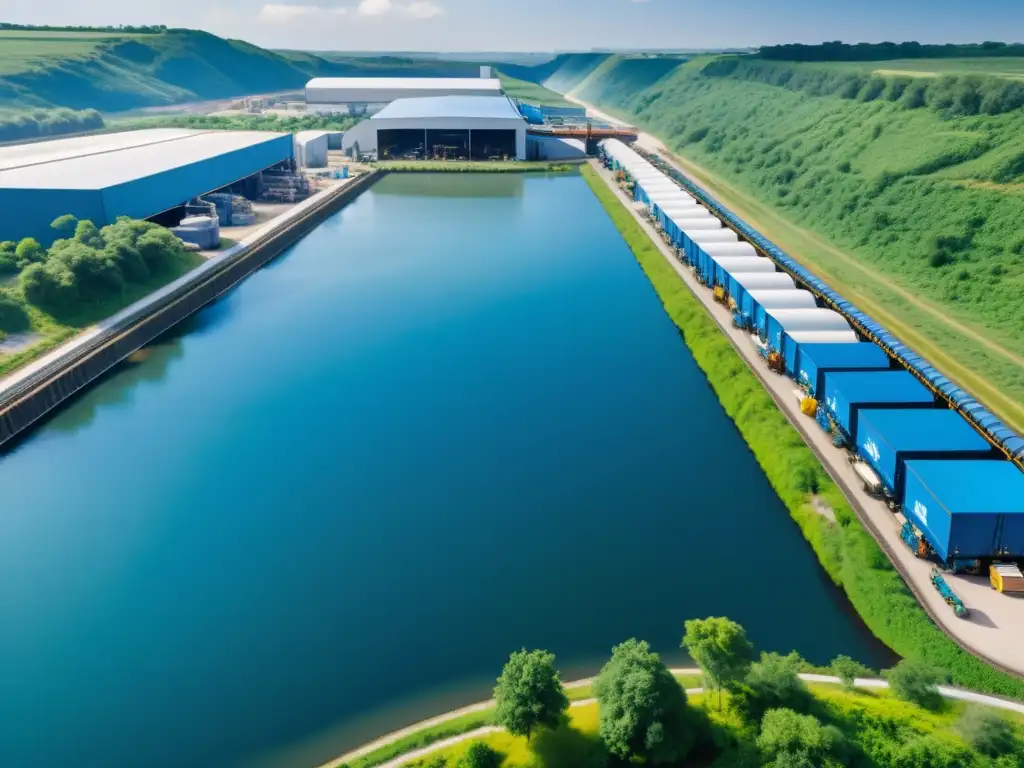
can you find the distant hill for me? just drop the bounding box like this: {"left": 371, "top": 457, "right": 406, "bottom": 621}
{"left": 0, "top": 29, "right": 497, "bottom": 112}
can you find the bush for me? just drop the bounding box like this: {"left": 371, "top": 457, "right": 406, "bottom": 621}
{"left": 756, "top": 709, "right": 846, "bottom": 768}
{"left": 956, "top": 705, "right": 1017, "bottom": 757}
{"left": 837, "top": 160, "right": 851, "bottom": 173}
{"left": 0, "top": 240, "right": 18, "bottom": 275}
{"left": 885, "top": 659, "right": 942, "bottom": 709}
{"left": 731, "top": 652, "right": 811, "bottom": 725}
{"left": 20, "top": 262, "right": 77, "bottom": 311}
{"left": 0, "top": 289, "right": 30, "bottom": 333}
{"left": 459, "top": 742, "right": 501, "bottom": 768}
{"left": 15, "top": 237, "right": 44, "bottom": 268}
{"left": 889, "top": 734, "right": 973, "bottom": 768}
{"left": 829, "top": 655, "right": 873, "bottom": 690}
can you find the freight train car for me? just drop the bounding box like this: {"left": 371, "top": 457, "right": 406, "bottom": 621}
{"left": 794, "top": 342, "right": 890, "bottom": 396}
{"left": 856, "top": 409, "right": 996, "bottom": 503}
{"left": 747, "top": 289, "right": 818, "bottom": 336}
{"left": 821, "top": 370, "right": 936, "bottom": 443}
{"left": 727, "top": 272, "right": 796, "bottom": 315}
{"left": 696, "top": 242, "right": 759, "bottom": 284}
{"left": 764, "top": 308, "right": 852, "bottom": 351}
{"left": 902, "top": 460, "right": 1024, "bottom": 566}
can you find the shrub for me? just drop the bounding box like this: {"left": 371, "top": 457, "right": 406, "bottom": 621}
{"left": 885, "top": 659, "right": 942, "bottom": 709}
{"left": 889, "top": 734, "right": 972, "bottom": 768}
{"left": 0, "top": 240, "right": 18, "bottom": 275}
{"left": 459, "top": 742, "right": 501, "bottom": 768}
{"left": 956, "top": 705, "right": 1017, "bottom": 757}
{"left": 686, "top": 126, "right": 710, "bottom": 144}
{"left": 837, "top": 160, "right": 851, "bottom": 173}
{"left": 731, "top": 652, "right": 811, "bottom": 725}
{"left": 15, "top": 237, "right": 44, "bottom": 267}
{"left": 902, "top": 81, "right": 929, "bottom": 109}
{"left": 0, "top": 289, "right": 30, "bottom": 333}
{"left": 829, "top": 655, "right": 873, "bottom": 690}
{"left": 756, "top": 709, "right": 846, "bottom": 768}
{"left": 20, "top": 262, "right": 77, "bottom": 310}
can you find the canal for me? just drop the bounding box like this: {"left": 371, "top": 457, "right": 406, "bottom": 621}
{"left": 0, "top": 172, "right": 892, "bottom": 768}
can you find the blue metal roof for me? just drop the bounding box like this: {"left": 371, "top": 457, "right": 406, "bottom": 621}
{"left": 626, "top": 146, "right": 1024, "bottom": 469}
{"left": 826, "top": 371, "right": 934, "bottom": 405}
{"left": 903, "top": 460, "right": 1024, "bottom": 514}
{"left": 857, "top": 409, "right": 993, "bottom": 455}
{"left": 372, "top": 96, "right": 524, "bottom": 121}
{"left": 798, "top": 342, "right": 890, "bottom": 371}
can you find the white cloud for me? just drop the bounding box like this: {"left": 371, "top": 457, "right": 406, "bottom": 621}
{"left": 405, "top": 0, "right": 442, "bottom": 19}
{"left": 258, "top": 3, "right": 346, "bottom": 23}
{"left": 357, "top": 0, "right": 392, "bottom": 15}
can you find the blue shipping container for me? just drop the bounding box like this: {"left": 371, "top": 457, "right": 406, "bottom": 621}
{"left": 902, "top": 460, "right": 1024, "bottom": 562}
{"left": 822, "top": 370, "right": 935, "bottom": 442}
{"left": 856, "top": 409, "right": 995, "bottom": 501}
{"left": 796, "top": 342, "right": 891, "bottom": 396}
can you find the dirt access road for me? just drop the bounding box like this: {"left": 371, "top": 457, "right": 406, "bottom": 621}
{"left": 589, "top": 160, "right": 1024, "bottom": 676}
{"left": 567, "top": 95, "right": 1024, "bottom": 434}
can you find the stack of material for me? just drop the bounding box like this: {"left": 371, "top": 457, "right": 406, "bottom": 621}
{"left": 230, "top": 196, "right": 255, "bottom": 226}
{"left": 990, "top": 563, "right": 1024, "bottom": 594}
{"left": 171, "top": 215, "right": 220, "bottom": 250}
{"left": 260, "top": 170, "right": 311, "bottom": 203}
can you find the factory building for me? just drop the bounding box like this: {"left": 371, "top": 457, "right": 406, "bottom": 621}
{"left": 306, "top": 73, "right": 502, "bottom": 115}
{"left": 341, "top": 96, "right": 528, "bottom": 161}
{"left": 0, "top": 129, "right": 294, "bottom": 244}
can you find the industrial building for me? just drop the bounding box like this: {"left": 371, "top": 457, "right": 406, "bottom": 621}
{"left": 305, "top": 74, "right": 503, "bottom": 114}
{"left": 341, "top": 96, "right": 527, "bottom": 161}
{"left": 0, "top": 129, "right": 294, "bottom": 244}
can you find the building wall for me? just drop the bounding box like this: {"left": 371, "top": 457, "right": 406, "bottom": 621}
{"left": 0, "top": 188, "right": 107, "bottom": 245}
{"left": 343, "top": 118, "right": 526, "bottom": 160}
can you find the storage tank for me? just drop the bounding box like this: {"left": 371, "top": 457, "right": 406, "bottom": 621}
{"left": 764, "top": 308, "right": 851, "bottom": 353}
{"left": 856, "top": 410, "right": 995, "bottom": 502}
{"left": 728, "top": 272, "right": 795, "bottom": 314}
{"left": 901, "top": 460, "right": 1024, "bottom": 565}
{"left": 696, "top": 241, "right": 758, "bottom": 282}
{"left": 820, "top": 370, "right": 935, "bottom": 443}
{"left": 747, "top": 289, "right": 818, "bottom": 335}
{"left": 710, "top": 255, "right": 773, "bottom": 289}
{"left": 793, "top": 342, "right": 890, "bottom": 395}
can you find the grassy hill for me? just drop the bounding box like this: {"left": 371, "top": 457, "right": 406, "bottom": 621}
{"left": 537, "top": 53, "right": 1024, "bottom": 428}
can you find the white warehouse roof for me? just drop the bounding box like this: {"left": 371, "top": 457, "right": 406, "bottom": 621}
{"left": 371, "top": 96, "right": 523, "bottom": 121}
{"left": 306, "top": 77, "right": 503, "bottom": 104}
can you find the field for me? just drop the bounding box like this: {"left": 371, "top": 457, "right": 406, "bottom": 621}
{"left": 0, "top": 32, "right": 117, "bottom": 75}
{"left": 817, "top": 58, "right": 1024, "bottom": 78}
{"left": 554, "top": 54, "right": 1024, "bottom": 429}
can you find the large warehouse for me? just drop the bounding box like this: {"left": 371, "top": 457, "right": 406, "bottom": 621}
{"left": 0, "top": 129, "right": 294, "bottom": 243}
{"left": 342, "top": 96, "right": 528, "bottom": 160}
{"left": 306, "top": 75, "right": 502, "bottom": 113}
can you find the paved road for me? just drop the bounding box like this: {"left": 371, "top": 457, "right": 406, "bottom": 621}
{"left": 321, "top": 668, "right": 1024, "bottom": 768}
{"left": 585, "top": 160, "right": 1024, "bottom": 676}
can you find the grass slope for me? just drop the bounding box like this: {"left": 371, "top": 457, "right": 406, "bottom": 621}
{"left": 564, "top": 54, "right": 1024, "bottom": 426}
{"left": 496, "top": 72, "right": 573, "bottom": 107}
{"left": 579, "top": 164, "right": 1024, "bottom": 700}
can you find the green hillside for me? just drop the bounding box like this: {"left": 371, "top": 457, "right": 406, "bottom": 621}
{"left": 541, "top": 53, "right": 1024, "bottom": 429}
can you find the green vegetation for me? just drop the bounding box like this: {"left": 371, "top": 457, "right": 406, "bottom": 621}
{"left": 0, "top": 107, "right": 103, "bottom": 143}
{"left": 830, "top": 655, "right": 875, "bottom": 690}
{"left": 557, "top": 54, "right": 1024, "bottom": 428}
{"left": 0, "top": 215, "right": 203, "bottom": 377}
{"left": 377, "top": 160, "right": 578, "bottom": 173}
{"left": 382, "top": 618, "right": 1023, "bottom": 768}
{"left": 494, "top": 649, "right": 569, "bottom": 743}
{"left": 885, "top": 659, "right": 944, "bottom": 710}
{"left": 681, "top": 617, "right": 754, "bottom": 709}
{"left": 593, "top": 639, "right": 695, "bottom": 764}
{"left": 496, "top": 72, "right": 573, "bottom": 107}
{"left": 579, "top": 163, "right": 1024, "bottom": 699}
{"left": 110, "top": 112, "right": 359, "bottom": 133}
{"left": 760, "top": 41, "right": 1024, "bottom": 63}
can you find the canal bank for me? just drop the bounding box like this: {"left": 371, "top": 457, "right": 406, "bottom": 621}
{"left": 0, "top": 170, "right": 380, "bottom": 451}
{"left": 580, "top": 163, "right": 1024, "bottom": 698}
{"left": 0, "top": 171, "right": 892, "bottom": 768}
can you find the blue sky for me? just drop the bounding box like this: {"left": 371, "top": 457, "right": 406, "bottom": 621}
{"left": 2, "top": 0, "right": 1023, "bottom": 52}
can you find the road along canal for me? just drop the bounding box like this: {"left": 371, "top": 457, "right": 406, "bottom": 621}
{"left": 0, "top": 171, "right": 892, "bottom": 768}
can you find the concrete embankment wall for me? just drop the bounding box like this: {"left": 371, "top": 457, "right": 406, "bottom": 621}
{"left": 0, "top": 171, "right": 380, "bottom": 450}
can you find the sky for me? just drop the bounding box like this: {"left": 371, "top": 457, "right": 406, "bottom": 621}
{"left": 1, "top": 0, "right": 1023, "bottom": 52}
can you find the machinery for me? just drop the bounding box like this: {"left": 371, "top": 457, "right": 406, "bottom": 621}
{"left": 901, "top": 521, "right": 930, "bottom": 559}
{"left": 990, "top": 562, "right": 1024, "bottom": 595}
{"left": 930, "top": 567, "right": 970, "bottom": 619}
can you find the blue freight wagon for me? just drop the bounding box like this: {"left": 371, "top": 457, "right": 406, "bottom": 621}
{"left": 856, "top": 409, "right": 996, "bottom": 503}
{"left": 747, "top": 289, "right": 817, "bottom": 336}
{"left": 783, "top": 331, "right": 860, "bottom": 377}
{"left": 764, "top": 308, "right": 851, "bottom": 351}
{"left": 696, "top": 244, "right": 760, "bottom": 284}
{"left": 795, "top": 342, "right": 890, "bottom": 396}
{"left": 902, "top": 459, "right": 1024, "bottom": 564}
{"left": 730, "top": 272, "right": 795, "bottom": 316}
{"left": 821, "top": 370, "right": 935, "bottom": 442}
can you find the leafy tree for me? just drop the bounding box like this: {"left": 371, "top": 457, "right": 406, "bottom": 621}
{"left": 73, "top": 219, "right": 105, "bottom": 249}
{"left": 829, "top": 655, "right": 873, "bottom": 690}
{"left": 593, "top": 638, "right": 694, "bottom": 764}
{"left": 136, "top": 227, "right": 185, "bottom": 272}
{"left": 15, "top": 237, "right": 44, "bottom": 268}
{"left": 493, "top": 649, "right": 569, "bottom": 742}
{"left": 0, "top": 241, "right": 18, "bottom": 275}
{"left": 956, "top": 705, "right": 1017, "bottom": 757}
{"left": 889, "top": 734, "right": 972, "bottom": 768}
{"left": 20, "top": 262, "right": 77, "bottom": 310}
{"left": 0, "top": 289, "right": 30, "bottom": 333}
{"left": 105, "top": 241, "right": 150, "bottom": 283}
{"left": 756, "top": 708, "right": 845, "bottom": 768}
{"left": 50, "top": 214, "right": 78, "bottom": 237}
{"left": 885, "top": 658, "right": 942, "bottom": 710}
{"left": 681, "top": 617, "right": 754, "bottom": 709}
{"left": 459, "top": 742, "right": 501, "bottom": 768}
{"left": 49, "top": 240, "right": 124, "bottom": 300}
{"left": 731, "top": 652, "right": 811, "bottom": 725}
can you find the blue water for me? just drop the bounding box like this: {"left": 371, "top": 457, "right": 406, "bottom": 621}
{"left": 0, "top": 173, "right": 891, "bottom": 768}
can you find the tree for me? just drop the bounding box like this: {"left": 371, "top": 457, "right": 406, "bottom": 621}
{"left": 459, "top": 742, "right": 501, "bottom": 768}
{"left": 956, "top": 705, "right": 1016, "bottom": 757}
{"left": 681, "top": 617, "right": 754, "bottom": 709}
{"left": 731, "top": 652, "right": 811, "bottom": 725}
{"left": 885, "top": 658, "right": 942, "bottom": 710}
{"left": 829, "top": 655, "right": 873, "bottom": 691}
{"left": 0, "top": 289, "right": 30, "bottom": 333}
{"left": 0, "top": 240, "right": 18, "bottom": 275}
{"left": 593, "top": 638, "right": 695, "bottom": 764}
{"left": 756, "top": 708, "right": 845, "bottom": 768}
{"left": 493, "top": 649, "right": 569, "bottom": 743}
{"left": 73, "top": 219, "right": 105, "bottom": 249}
{"left": 50, "top": 214, "right": 78, "bottom": 237}
{"left": 20, "top": 262, "right": 77, "bottom": 310}
{"left": 889, "top": 734, "right": 972, "bottom": 768}
{"left": 15, "top": 237, "right": 44, "bottom": 268}
{"left": 136, "top": 227, "right": 185, "bottom": 272}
